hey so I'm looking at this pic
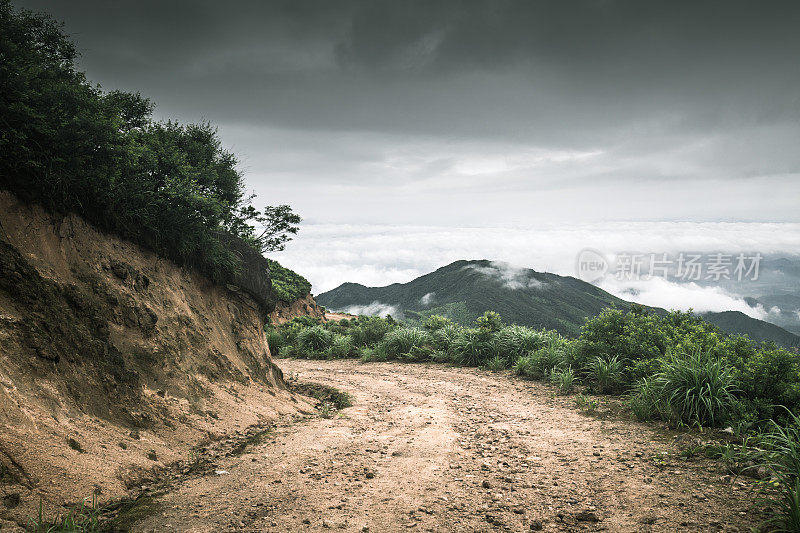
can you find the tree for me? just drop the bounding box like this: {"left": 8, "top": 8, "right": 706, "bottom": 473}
{"left": 235, "top": 204, "right": 302, "bottom": 253}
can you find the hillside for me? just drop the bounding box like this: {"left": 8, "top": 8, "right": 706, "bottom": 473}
{"left": 316, "top": 259, "right": 800, "bottom": 347}
{"left": 702, "top": 310, "right": 800, "bottom": 347}
{"left": 0, "top": 192, "right": 310, "bottom": 526}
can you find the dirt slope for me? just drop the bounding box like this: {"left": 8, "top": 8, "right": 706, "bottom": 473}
{"left": 268, "top": 295, "right": 327, "bottom": 325}
{"left": 0, "top": 191, "right": 310, "bottom": 528}
{"left": 132, "top": 359, "right": 766, "bottom": 532}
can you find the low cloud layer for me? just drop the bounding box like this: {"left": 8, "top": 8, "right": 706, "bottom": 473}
{"left": 597, "top": 277, "right": 776, "bottom": 319}
{"left": 463, "top": 262, "right": 545, "bottom": 290}
{"left": 272, "top": 221, "right": 800, "bottom": 327}
{"left": 273, "top": 221, "right": 800, "bottom": 294}
{"left": 339, "top": 301, "right": 403, "bottom": 320}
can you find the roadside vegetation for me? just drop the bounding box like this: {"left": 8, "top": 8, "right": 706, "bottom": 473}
{"left": 1, "top": 1, "right": 300, "bottom": 287}
{"left": 270, "top": 306, "right": 800, "bottom": 530}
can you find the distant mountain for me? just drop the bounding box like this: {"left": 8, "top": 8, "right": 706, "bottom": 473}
{"left": 317, "top": 259, "right": 800, "bottom": 349}
{"left": 701, "top": 311, "right": 800, "bottom": 348}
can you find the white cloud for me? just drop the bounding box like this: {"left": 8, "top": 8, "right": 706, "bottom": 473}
{"left": 597, "top": 276, "right": 776, "bottom": 320}
{"left": 420, "top": 292, "right": 435, "bottom": 306}
{"left": 463, "top": 261, "right": 545, "bottom": 290}
{"left": 271, "top": 221, "right": 800, "bottom": 294}
{"left": 339, "top": 301, "right": 403, "bottom": 320}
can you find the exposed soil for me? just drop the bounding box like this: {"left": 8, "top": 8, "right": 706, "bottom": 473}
{"left": 131, "top": 360, "right": 768, "bottom": 532}
{"left": 0, "top": 191, "right": 300, "bottom": 527}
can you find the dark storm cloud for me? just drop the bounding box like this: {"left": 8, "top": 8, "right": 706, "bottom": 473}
{"left": 12, "top": 0, "right": 800, "bottom": 225}
{"left": 19, "top": 0, "right": 800, "bottom": 133}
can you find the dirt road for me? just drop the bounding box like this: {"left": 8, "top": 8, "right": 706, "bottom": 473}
{"left": 132, "top": 360, "right": 766, "bottom": 532}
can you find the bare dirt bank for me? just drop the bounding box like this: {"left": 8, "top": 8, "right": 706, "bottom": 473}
{"left": 0, "top": 192, "right": 310, "bottom": 528}
{"left": 132, "top": 359, "right": 767, "bottom": 532}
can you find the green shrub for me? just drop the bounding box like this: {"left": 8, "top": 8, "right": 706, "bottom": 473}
{"left": 423, "top": 315, "right": 453, "bottom": 332}
{"left": 729, "top": 342, "right": 800, "bottom": 424}
{"left": 297, "top": 326, "right": 334, "bottom": 354}
{"left": 266, "top": 259, "right": 311, "bottom": 303}
{"left": 383, "top": 328, "right": 430, "bottom": 359}
{"left": 452, "top": 328, "right": 495, "bottom": 367}
{"left": 494, "top": 325, "right": 547, "bottom": 364}
{"left": 551, "top": 366, "right": 575, "bottom": 393}
{"left": 328, "top": 334, "right": 355, "bottom": 359}
{"left": 588, "top": 354, "right": 625, "bottom": 394}
{"left": 485, "top": 355, "right": 507, "bottom": 372}
{"left": 653, "top": 349, "right": 737, "bottom": 427}
{"left": 350, "top": 317, "right": 395, "bottom": 347}
{"left": 266, "top": 329, "right": 285, "bottom": 355}
{"left": 476, "top": 311, "right": 504, "bottom": 332}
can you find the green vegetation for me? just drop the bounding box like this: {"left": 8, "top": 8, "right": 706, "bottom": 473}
{"left": 0, "top": 1, "right": 299, "bottom": 288}
{"left": 266, "top": 259, "right": 312, "bottom": 303}
{"left": 746, "top": 410, "right": 800, "bottom": 531}
{"left": 28, "top": 495, "right": 101, "bottom": 533}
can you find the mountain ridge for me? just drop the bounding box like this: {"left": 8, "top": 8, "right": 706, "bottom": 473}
{"left": 316, "top": 259, "right": 800, "bottom": 348}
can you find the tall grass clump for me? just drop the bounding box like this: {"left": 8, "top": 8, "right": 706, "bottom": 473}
{"left": 654, "top": 349, "right": 737, "bottom": 427}
{"left": 328, "top": 334, "right": 355, "bottom": 359}
{"left": 382, "top": 328, "right": 430, "bottom": 359}
{"left": 551, "top": 366, "right": 576, "bottom": 394}
{"left": 746, "top": 410, "right": 800, "bottom": 532}
{"left": 452, "top": 328, "right": 495, "bottom": 367}
{"left": 494, "top": 325, "right": 547, "bottom": 364}
{"left": 588, "top": 354, "right": 624, "bottom": 394}
{"left": 431, "top": 324, "right": 461, "bottom": 354}
{"left": 297, "top": 325, "right": 334, "bottom": 354}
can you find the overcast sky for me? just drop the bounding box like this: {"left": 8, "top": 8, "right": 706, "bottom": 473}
{"left": 17, "top": 1, "right": 800, "bottom": 304}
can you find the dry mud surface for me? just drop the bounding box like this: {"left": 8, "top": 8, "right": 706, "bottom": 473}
{"left": 133, "top": 360, "right": 767, "bottom": 532}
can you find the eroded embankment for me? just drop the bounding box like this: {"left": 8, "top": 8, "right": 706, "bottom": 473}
{"left": 0, "top": 191, "right": 311, "bottom": 527}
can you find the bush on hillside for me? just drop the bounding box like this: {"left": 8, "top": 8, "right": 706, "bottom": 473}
{"left": 0, "top": 1, "right": 299, "bottom": 288}
{"left": 266, "top": 259, "right": 312, "bottom": 303}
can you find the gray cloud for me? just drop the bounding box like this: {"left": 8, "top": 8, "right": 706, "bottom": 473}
{"left": 14, "top": 1, "right": 800, "bottom": 223}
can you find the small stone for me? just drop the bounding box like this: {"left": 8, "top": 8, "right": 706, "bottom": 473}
{"left": 575, "top": 510, "right": 601, "bottom": 522}
{"left": 530, "top": 519, "right": 543, "bottom": 530}
{"left": 482, "top": 480, "right": 491, "bottom": 489}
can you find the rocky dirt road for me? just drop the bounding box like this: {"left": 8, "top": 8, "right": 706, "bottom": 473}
{"left": 133, "top": 360, "right": 767, "bottom": 532}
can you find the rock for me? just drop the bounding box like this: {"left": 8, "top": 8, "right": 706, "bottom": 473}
{"left": 322, "top": 520, "right": 332, "bottom": 528}
{"left": 482, "top": 480, "right": 491, "bottom": 489}
{"left": 530, "top": 519, "right": 543, "bottom": 530}
{"left": 575, "top": 510, "right": 601, "bottom": 522}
